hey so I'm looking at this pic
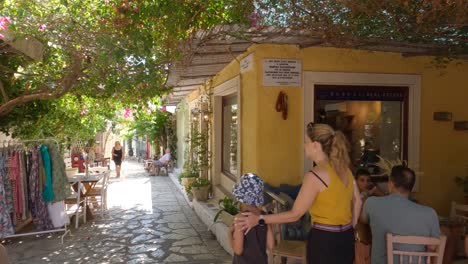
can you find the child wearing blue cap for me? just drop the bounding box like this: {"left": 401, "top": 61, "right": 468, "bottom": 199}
{"left": 229, "top": 173, "right": 274, "bottom": 264}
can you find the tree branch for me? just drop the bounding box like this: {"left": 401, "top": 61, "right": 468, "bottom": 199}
{"left": 0, "top": 51, "right": 84, "bottom": 117}
{"left": 0, "top": 80, "right": 9, "bottom": 103}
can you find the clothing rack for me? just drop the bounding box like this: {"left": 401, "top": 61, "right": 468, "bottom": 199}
{"left": 1, "top": 138, "right": 70, "bottom": 243}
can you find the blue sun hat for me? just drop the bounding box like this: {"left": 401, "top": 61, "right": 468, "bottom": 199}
{"left": 232, "top": 173, "right": 264, "bottom": 206}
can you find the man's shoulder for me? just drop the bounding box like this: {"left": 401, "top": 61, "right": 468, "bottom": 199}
{"left": 411, "top": 202, "right": 438, "bottom": 217}
{"left": 366, "top": 195, "right": 390, "bottom": 205}
{"left": 363, "top": 196, "right": 382, "bottom": 213}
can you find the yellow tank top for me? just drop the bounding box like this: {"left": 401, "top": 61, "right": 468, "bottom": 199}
{"left": 309, "top": 163, "right": 354, "bottom": 225}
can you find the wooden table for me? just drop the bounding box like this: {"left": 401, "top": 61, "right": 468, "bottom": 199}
{"left": 68, "top": 172, "right": 105, "bottom": 219}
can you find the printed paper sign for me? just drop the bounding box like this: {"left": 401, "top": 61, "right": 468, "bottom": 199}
{"left": 263, "top": 59, "right": 301, "bottom": 86}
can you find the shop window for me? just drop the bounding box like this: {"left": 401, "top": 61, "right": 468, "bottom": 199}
{"left": 314, "top": 85, "right": 408, "bottom": 175}
{"left": 222, "top": 95, "right": 238, "bottom": 177}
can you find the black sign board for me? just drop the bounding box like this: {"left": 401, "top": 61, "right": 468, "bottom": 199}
{"left": 316, "top": 90, "right": 405, "bottom": 101}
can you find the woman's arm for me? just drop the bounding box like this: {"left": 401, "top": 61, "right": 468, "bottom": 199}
{"left": 236, "top": 172, "right": 321, "bottom": 233}
{"left": 229, "top": 218, "right": 245, "bottom": 255}
{"left": 266, "top": 224, "right": 275, "bottom": 252}
{"left": 122, "top": 148, "right": 125, "bottom": 160}
{"left": 352, "top": 179, "right": 363, "bottom": 227}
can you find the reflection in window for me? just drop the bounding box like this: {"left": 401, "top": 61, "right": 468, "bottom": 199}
{"left": 222, "top": 96, "right": 238, "bottom": 177}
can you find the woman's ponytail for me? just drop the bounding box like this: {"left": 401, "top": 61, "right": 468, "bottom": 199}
{"left": 329, "top": 130, "right": 351, "bottom": 172}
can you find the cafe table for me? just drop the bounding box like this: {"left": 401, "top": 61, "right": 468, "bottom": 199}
{"left": 68, "top": 172, "right": 105, "bottom": 219}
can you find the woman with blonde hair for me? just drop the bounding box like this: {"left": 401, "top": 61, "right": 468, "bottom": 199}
{"left": 235, "top": 123, "right": 362, "bottom": 264}
{"left": 111, "top": 141, "right": 124, "bottom": 178}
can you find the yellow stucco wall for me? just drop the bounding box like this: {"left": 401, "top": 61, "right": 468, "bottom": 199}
{"left": 184, "top": 44, "right": 468, "bottom": 214}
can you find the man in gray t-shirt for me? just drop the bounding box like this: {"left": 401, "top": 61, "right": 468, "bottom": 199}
{"left": 361, "top": 166, "right": 440, "bottom": 264}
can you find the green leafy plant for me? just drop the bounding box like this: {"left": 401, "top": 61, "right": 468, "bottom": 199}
{"left": 178, "top": 171, "right": 198, "bottom": 183}
{"left": 455, "top": 176, "right": 468, "bottom": 196}
{"left": 213, "top": 196, "right": 239, "bottom": 223}
{"left": 187, "top": 177, "right": 211, "bottom": 193}
{"left": 374, "top": 155, "right": 404, "bottom": 176}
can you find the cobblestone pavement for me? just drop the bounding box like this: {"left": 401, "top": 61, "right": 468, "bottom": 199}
{"left": 4, "top": 161, "right": 232, "bottom": 264}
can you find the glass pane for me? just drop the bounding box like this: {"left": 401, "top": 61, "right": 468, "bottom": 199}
{"left": 315, "top": 100, "right": 403, "bottom": 174}
{"left": 222, "top": 97, "right": 238, "bottom": 176}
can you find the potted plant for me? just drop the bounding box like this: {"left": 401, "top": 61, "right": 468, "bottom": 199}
{"left": 188, "top": 177, "right": 211, "bottom": 202}
{"left": 178, "top": 171, "right": 198, "bottom": 189}
{"left": 213, "top": 196, "right": 239, "bottom": 226}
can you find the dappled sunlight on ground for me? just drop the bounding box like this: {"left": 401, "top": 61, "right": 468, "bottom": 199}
{"left": 107, "top": 177, "right": 153, "bottom": 213}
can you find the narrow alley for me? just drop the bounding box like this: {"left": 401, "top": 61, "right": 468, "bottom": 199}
{"left": 4, "top": 161, "right": 231, "bottom": 264}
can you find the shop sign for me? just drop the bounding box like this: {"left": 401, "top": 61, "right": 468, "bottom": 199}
{"left": 263, "top": 59, "right": 301, "bottom": 86}
{"left": 240, "top": 53, "right": 254, "bottom": 73}
{"left": 316, "top": 90, "right": 405, "bottom": 101}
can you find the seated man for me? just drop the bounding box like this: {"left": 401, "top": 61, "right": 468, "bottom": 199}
{"left": 151, "top": 148, "right": 171, "bottom": 175}
{"left": 360, "top": 165, "right": 440, "bottom": 264}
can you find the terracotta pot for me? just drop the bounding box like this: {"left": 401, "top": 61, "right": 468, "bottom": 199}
{"left": 219, "top": 211, "right": 235, "bottom": 226}
{"left": 192, "top": 185, "right": 210, "bottom": 201}
{"left": 181, "top": 177, "right": 196, "bottom": 189}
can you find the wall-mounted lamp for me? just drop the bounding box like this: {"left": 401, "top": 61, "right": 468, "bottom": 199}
{"left": 203, "top": 114, "right": 209, "bottom": 121}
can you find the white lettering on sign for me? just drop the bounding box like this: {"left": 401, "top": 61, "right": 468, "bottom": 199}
{"left": 240, "top": 53, "right": 253, "bottom": 73}
{"left": 263, "top": 59, "right": 302, "bottom": 86}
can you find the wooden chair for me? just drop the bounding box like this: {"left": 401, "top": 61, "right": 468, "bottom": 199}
{"left": 451, "top": 201, "right": 468, "bottom": 221}
{"left": 0, "top": 244, "right": 10, "bottom": 264}
{"left": 267, "top": 198, "right": 307, "bottom": 264}
{"left": 159, "top": 161, "right": 171, "bottom": 176}
{"left": 386, "top": 233, "right": 447, "bottom": 264}
{"left": 84, "top": 171, "right": 110, "bottom": 218}
{"left": 65, "top": 180, "right": 87, "bottom": 228}
{"left": 149, "top": 160, "right": 170, "bottom": 176}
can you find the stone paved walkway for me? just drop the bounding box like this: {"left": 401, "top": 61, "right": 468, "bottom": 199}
{"left": 4, "top": 161, "right": 231, "bottom": 264}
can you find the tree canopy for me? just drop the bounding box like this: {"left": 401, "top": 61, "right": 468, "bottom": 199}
{"left": 0, "top": 0, "right": 252, "bottom": 139}
{"left": 255, "top": 0, "right": 468, "bottom": 57}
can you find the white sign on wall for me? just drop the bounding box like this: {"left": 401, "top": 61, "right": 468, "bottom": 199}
{"left": 263, "top": 59, "right": 302, "bottom": 86}
{"left": 240, "top": 53, "right": 254, "bottom": 73}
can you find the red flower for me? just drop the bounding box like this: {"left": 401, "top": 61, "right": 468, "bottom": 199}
{"left": 124, "top": 107, "right": 132, "bottom": 118}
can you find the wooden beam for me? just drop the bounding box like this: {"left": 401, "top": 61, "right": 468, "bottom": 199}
{"left": 175, "top": 63, "right": 227, "bottom": 78}
{"left": 171, "top": 85, "right": 200, "bottom": 92}
{"left": 194, "top": 43, "right": 251, "bottom": 54}
{"left": 190, "top": 52, "right": 243, "bottom": 65}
